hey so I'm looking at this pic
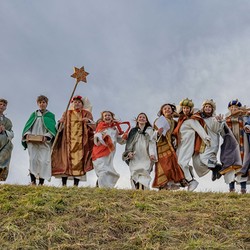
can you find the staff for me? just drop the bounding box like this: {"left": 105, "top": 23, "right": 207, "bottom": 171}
{"left": 51, "top": 66, "right": 89, "bottom": 151}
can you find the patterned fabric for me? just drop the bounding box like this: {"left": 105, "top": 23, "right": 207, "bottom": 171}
{"left": 153, "top": 117, "right": 185, "bottom": 188}
{"left": 52, "top": 109, "right": 94, "bottom": 177}
{"left": 226, "top": 116, "right": 244, "bottom": 160}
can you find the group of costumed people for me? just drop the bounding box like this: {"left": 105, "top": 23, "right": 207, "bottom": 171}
{"left": 0, "top": 95, "right": 249, "bottom": 194}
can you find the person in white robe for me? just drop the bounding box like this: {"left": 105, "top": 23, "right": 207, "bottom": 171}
{"left": 192, "top": 99, "right": 224, "bottom": 181}
{"left": 22, "top": 95, "right": 56, "bottom": 185}
{"left": 122, "top": 113, "right": 157, "bottom": 190}
{"left": 92, "top": 111, "right": 128, "bottom": 188}
{"left": 173, "top": 98, "right": 211, "bottom": 191}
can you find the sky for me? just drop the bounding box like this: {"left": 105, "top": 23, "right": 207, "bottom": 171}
{"left": 1, "top": 0, "right": 250, "bottom": 192}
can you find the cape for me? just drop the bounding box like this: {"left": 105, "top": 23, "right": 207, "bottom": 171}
{"left": 22, "top": 110, "right": 56, "bottom": 149}
{"left": 220, "top": 125, "right": 242, "bottom": 174}
{"left": 92, "top": 121, "right": 117, "bottom": 161}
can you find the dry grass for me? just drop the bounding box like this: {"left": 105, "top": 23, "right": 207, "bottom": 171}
{"left": 0, "top": 184, "right": 249, "bottom": 250}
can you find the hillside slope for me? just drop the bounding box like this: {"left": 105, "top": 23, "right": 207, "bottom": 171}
{"left": 0, "top": 185, "right": 249, "bottom": 250}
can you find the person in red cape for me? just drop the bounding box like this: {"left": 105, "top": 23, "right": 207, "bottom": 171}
{"left": 51, "top": 95, "right": 95, "bottom": 186}
{"left": 92, "top": 111, "right": 128, "bottom": 188}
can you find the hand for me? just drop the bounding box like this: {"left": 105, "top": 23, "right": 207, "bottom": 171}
{"left": 244, "top": 125, "right": 250, "bottom": 133}
{"left": 122, "top": 133, "right": 128, "bottom": 140}
{"left": 215, "top": 114, "right": 224, "bottom": 122}
{"left": 158, "top": 127, "right": 164, "bottom": 136}
{"left": 150, "top": 155, "right": 156, "bottom": 161}
{"left": 127, "top": 152, "right": 135, "bottom": 159}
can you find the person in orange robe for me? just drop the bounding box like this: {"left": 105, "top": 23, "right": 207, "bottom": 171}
{"left": 153, "top": 103, "right": 187, "bottom": 190}
{"left": 51, "top": 95, "right": 95, "bottom": 186}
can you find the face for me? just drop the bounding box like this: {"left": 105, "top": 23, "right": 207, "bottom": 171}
{"left": 229, "top": 105, "right": 239, "bottom": 113}
{"left": 37, "top": 100, "right": 48, "bottom": 111}
{"left": 162, "top": 105, "right": 173, "bottom": 117}
{"left": 102, "top": 112, "right": 113, "bottom": 123}
{"left": 0, "top": 102, "right": 7, "bottom": 114}
{"left": 204, "top": 104, "right": 213, "bottom": 114}
{"left": 183, "top": 106, "right": 191, "bottom": 115}
{"left": 137, "top": 113, "right": 147, "bottom": 125}
{"left": 73, "top": 99, "right": 83, "bottom": 110}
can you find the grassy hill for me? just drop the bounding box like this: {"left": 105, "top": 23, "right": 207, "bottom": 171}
{"left": 0, "top": 185, "right": 249, "bottom": 250}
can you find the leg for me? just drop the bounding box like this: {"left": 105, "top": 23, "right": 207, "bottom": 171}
{"left": 240, "top": 181, "right": 247, "bottom": 194}
{"left": 30, "top": 173, "right": 36, "bottom": 185}
{"left": 62, "top": 177, "right": 68, "bottom": 186}
{"left": 229, "top": 181, "right": 235, "bottom": 192}
{"left": 73, "top": 178, "right": 79, "bottom": 186}
{"left": 39, "top": 178, "right": 45, "bottom": 186}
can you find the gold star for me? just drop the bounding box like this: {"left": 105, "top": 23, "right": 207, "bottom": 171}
{"left": 71, "top": 66, "right": 89, "bottom": 83}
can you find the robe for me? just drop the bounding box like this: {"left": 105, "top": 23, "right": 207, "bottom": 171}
{"left": 174, "top": 115, "right": 211, "bottom": 182}
{"left": 192, "top": 113, "right": 224, "bottom": 177}
{"left": 51, "top": 109, "right": 94, "bottom": 180}
{"left": 0, "top": 115, "right": 14, "bottom": 181}
{"left": 222, "top": 114, "right": 250, "bottom": 184}
{"left": 22, "top": 110, "right": 56, "bottom": 181}
{"left": 92, "top": 122, "right": 125, "bottom": 188}
{"left": 153, "top": 117, "right": 186, "bottom": 189}
{"left": 123, "top": 126, "right": 157, "bottom": 189}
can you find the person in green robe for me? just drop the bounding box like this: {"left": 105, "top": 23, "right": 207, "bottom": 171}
{"left": 22, "top": 95, "right": 56, "bottom": 185}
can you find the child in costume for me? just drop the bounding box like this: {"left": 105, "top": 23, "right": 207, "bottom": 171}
{"left": 153, "top": 104, "right": 187, "bottom": 190}
{"left": 92, "top": 111, "right": 128, "bottom": 188}
{"left": 22, "top": 95, "right": 56, "bottom": 185}
{"left": 173, "top": 98, "right": 211, "bottom": 191}
{"left": 223, "top": 99, "right": 250, "bottom": 193}
{"left": 51, "top": 95, "right": 95, "bottom": 187}
{"left": 192, "top": 99, "right": 223, "bottom": 181}
{"left": 0, "top": 98, "right": 14, "bottom": 181}
{"left": 123, "top": 113, "right": 157, "bottom": 190}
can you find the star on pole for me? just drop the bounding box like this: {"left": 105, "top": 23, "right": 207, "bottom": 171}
{"left": 71, "top": 66, "right": 89, "bottom": 83}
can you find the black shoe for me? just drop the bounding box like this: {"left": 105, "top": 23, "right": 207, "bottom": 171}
{"left": 211, "top": 169, "right": 217, "bottom": 181}
{"left": 211, "top": 164, "right": 222, "bottom": 181}
{"left": 215, "top": 164, "right": 222, "bottom": 179}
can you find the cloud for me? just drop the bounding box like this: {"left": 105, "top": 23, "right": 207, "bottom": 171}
{"left": 1, "top": 0, "right": 250, "bottom": 192}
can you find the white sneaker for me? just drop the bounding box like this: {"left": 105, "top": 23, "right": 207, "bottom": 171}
{"left": 188, "top": 180, "right": 199, "bottom": 192}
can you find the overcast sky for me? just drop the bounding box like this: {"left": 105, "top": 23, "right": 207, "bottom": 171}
{"left": 1, "top": 0, "right": 250, "bottom": 191}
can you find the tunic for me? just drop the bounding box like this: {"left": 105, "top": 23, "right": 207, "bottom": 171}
{"left": 0, "top": 115, "right": 14, "bottom": 181}
{"left": 123, "top": 126, "right": 157, "bottom": 189}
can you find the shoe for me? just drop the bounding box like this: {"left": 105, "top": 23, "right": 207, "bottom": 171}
{"left": 215, "top": 164, "right": 222, "bottom": 179}
{"left": 211, "top": 164, "right": 222, "bottom": 181}
{"left": 188, "top": 180, "right": 199, "bottom": 192}
{"left": 211, "top": 169, "right": 217, "bottom": 181}
{"left": 241, "top": 189, "right": 247, "bottom": 194}
{"left": 229, "top": 189, "right": 235, "bottom": 193}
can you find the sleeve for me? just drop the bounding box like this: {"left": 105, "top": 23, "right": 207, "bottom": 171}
{"left": 189, "top": 119, "right": 211, "bottom": 145}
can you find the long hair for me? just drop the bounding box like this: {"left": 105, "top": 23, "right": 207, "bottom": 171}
{"left": 96, "top": 110, "right": 116, "bottom": 126}
{"left": 135, "top": 112, "right": 152, "bottom": 134}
